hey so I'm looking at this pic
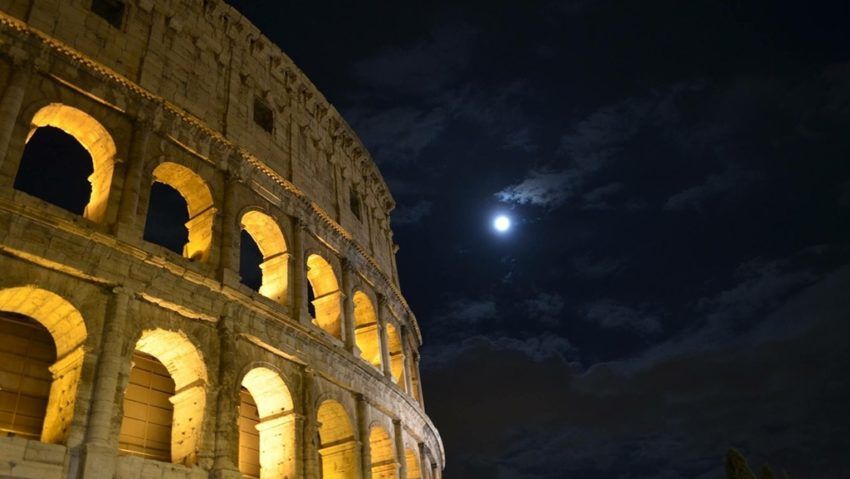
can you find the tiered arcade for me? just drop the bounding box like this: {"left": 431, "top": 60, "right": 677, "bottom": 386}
{"left": 0, "top": 1, "right": 444, "bottom": 478}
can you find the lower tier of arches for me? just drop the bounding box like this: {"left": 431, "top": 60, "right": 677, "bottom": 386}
{"left": 0, "top": 253, "right": 443, "bottom": 479}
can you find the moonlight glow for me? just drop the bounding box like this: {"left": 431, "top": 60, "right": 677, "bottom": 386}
{"left": 493, "top": 215, "right": 511, "bottom": 233}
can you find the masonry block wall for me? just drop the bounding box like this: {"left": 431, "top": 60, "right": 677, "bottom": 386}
{"left": 0, "top": 1, "right": 443, "bottom": 478}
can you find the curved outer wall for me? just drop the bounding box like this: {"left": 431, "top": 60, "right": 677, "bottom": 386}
{"left": 0, "top": 0, "right": 443, "bottom": 478}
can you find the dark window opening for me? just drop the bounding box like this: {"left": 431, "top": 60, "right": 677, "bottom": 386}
{"left": 118, "top": 351, "right": 174, "bottom": 462}
{"left": 91, "top": 0, "right": 125, "bottom": 28}
{"left": 14, "top": 126, "right": 93, "bottom": 215}
{"left": 253, "top": 97, "right": 274, "bottom": 133}
{"left": 237, "top": 387, "right": 261, "bottom": 479}
{"left": 143, "top": 182, "right": 190, "bottom": 256}
{"left": 0, "top": 312, "right": 55, "bottom": 440}
{"left": 239, "top": 231, "right": 263, "bottom": 292}
{"left": 349, "top": 188, "right": 362, "bottom": 221}
{"left": 306, "top": 282, "right": 316, "bottom": 319}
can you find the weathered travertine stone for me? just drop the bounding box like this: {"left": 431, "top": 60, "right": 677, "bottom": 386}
{"left": 0, "top": 1, "right": 443, "bottom": 478}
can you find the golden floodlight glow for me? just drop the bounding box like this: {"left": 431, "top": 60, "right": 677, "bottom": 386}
{"left": 241, "top": 210, "right": 290, "bottom": 304}
{"left": 405, "top": 448, "right": 421, "bottom": 479}
{"left": 241, "top": 367, "right": 296, "bottom": 479}
{"left": 151, "top": 162, "right": 216, "bottom": 262}
{"left": 29, "top": 103, "right": 116, "bottom": 224}
{"left": 369, "top": 426, "right": 398, "bottom": 479}
{"left": 317, "top": 400, "right": 358, "bottom": 479}
{"left": 131, "top": 329, "right": 207, "bottom": 465}
{"left": 306, "top": 254, "right": 342, "bottom": 339}
{"left": 0, "top": 286, "right": 87, "bottom": 445}
{"left": 353, "top": 291, "right": 383, "bottom": 370}
{"left": 385, "top": 322, "right": 405, "bottom": 389}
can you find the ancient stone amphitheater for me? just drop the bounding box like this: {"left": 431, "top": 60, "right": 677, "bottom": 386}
{"left": 0, "top": 1, "right": 443, "bottom": 478}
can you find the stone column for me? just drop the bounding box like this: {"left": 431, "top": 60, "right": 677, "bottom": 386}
{"left": 355, "top": 393, "right": 372, "bottom": 479}
{"left": 115, "top": 120, "right": 152, "bottom": 240}
{"left": 218, "top": 167, "right": 242, "bottom": 287}
{"left": 301, "top": 368, "right": 319, "bottom": 479}
{"left": 80, "top": 287, "right": 132, "bottom": 477}
{"left": 418, "top": 443, "right": 430, "bottom": 479}
{"left": 212, "top": 315, "right": 241, "bottom": 478}
{"left": 290, "top": 218, "right": 309, "bottom": 325}
{"left": 377, "top": 295, "right": 392, "bottom": 380}
{"left": 341, "top": 258, "right": 357, "bottom": 354}
{"left": 393, "top": 419, "right": 407, "bottom": 479}
{"left": 0, "top": 64, "right": 31, "bottom": 186}
{"left": 413, "top": 353, "right": 425, "bottom": 408}
{"left": 401, "top": 327, "right": 414, "bottom": 395}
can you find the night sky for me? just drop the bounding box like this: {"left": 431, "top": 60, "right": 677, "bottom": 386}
{"left": 224, "top": 1, "right": 850, "bottom": 477}
{"left": 22, "top": 1, "right": 850, "bottom": 477}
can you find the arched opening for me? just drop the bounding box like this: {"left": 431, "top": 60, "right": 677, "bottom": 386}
{"left": 239, "top": 231, "right": 263, "bottom": 292}
{"left": 240, "top": 211, "right": 289, "bottom": 303}
{"left": 143, "top": 162, "right": 216, "bottom": 262}
{"left": 14, "top": 104, "right": 116, "bottom": 223}
{"left": 316, "top": 400, "right": 357, "bottom": 479}
{"left": 119, "top": 351, "right": 174, "bottom": 461}
{"left": 239, "top": 367, "right": 296, "bottom": 479}
{"left": 143, "top": 183, "right": 190, "bottom": 255}
{"left": 306, "top": 255, "right": 341, "bottom": 339}
{"left": 0, "top": 286, "right": 88, "bottom": 444}
{"left": 14, "top": 127, "right": 93, "bottom": 215}
{"left": 405, "top": 448, "right": 421, "bottom": 479}
{"left": 385, "top": 323, "right": 405, "bottom": 390}
{"left": 0, "top": 313, "right": 56, "bottom": 440}
{"left": 352, "top": 292, "right": 382, "bottom": 370}
{"left": 369, "top": 426, "right": 398, "bottom": 479}
{"left": 119, "top": 329, "right": 207, "bottom": 465}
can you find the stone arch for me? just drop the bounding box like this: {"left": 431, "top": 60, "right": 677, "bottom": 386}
{"left": 148, "top": 161, "right": 216, "bottom": 262}
{"left": 20, "top": 103, "right": 117, "bottom": 223}
{"left": 369, "top": 425, "right": 398, "bottom": 479}
{"left": 240, "top": 210, "right": 289, "bottom": 303}
{"left": 385, "top": 322, "right": 405, "bottom": 389}
{"left": 316, "top": 399, "right": 357, "bottom": 479}
{"left": 120, "top": 328, "right": 207, "bottom": 465}
{"left": 352, "top": 291, "right": 382, "bottom": 370}
{"left": 306, "top": 254, "right": 342, "bottom": 339}
{"left": 405, "top": 447, "right": 421, "bottom": 479}
{"left": 239, "top": 366, "right": 296, "bottom": 479}
{"left": 0, "top": 286, "right": 87, "bottom": 444}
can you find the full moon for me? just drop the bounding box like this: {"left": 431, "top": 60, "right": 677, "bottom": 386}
{"left": 493, "top": 215, "right": 511, "bottom": 232}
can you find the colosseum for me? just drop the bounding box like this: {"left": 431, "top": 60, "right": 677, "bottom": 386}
{"left": 0, "top": 1, "right": 444, "bottom": 478}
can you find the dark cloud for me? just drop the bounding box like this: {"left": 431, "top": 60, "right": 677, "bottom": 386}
{"left": 571, "top": 254, "right": 624, "bottom": 278}
{"left": 582, "top": 299, "right": 663, "bottom": 334}
{"left": 664, "top": 164, "right": 762, "bottom": 211}
{"left": 351, "top": 22, "right": 479, "bottom": 96}
{"left": 391, "top": 200, "right": 433, "bottom": 226}
{"left": 525, "top": 292, "right": 566, "bottom": 324}
{"left": 434, "top": 297, "right": 498, "bottom": 324}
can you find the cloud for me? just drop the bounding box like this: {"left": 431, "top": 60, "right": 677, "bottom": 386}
{"left": 496, "top": 82, "right": 702, "bottom": 209}
{"left": 571, "top": 254, "right": 624, "bottom": 278}
{"left": 392, "top": 200, "right": 432, "bottom": 225}
{"left": 664, "top": 164, "right": 762, "bottom": 211}
{"left": 345, "top": 105, "right": 451, "bottom": 165}
{"left": 495, "top": 168, "right": 580, "bottom": 207}
{"left": 351, "top": 22, "right": 479, "bottom": 96}
{"left": 581, "top": 182, "right": 623, "bottom": 210}
{"left": 697, "top": 257, "right": 816, "bottom": 328}
{"left": 525, "top": 292, "right": 566, "bottom": 324}
{"left": 435, "top": 298, "right": 497, "bottom": 324}
{"left": 426, "top": 264, "right": 850, "bottom": 478}
{"left": 422, "top": 332, "right": 576, "bottom": 370}
{"left": 582, "top": 299, "right": 663, "bottom": 334}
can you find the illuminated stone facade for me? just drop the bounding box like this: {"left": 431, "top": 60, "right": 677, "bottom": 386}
{"left": 0, "top": 1, "right": 443, "bottom": 478}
